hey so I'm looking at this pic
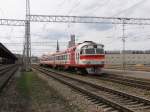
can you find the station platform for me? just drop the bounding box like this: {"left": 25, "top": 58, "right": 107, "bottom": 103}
{"left": 102, "top": 69, "right": 150, "bottom": 80}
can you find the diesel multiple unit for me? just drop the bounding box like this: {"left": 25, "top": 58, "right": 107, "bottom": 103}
{"left": 40, "top": 41, "right": 105, "bottom": 74}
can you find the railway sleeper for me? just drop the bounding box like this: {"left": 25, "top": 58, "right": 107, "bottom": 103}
{"left": 103, "top": 107, "right": 115, "bottom": 112}
{"left": 34, "top": 66, "right": 150, "bottom": 112}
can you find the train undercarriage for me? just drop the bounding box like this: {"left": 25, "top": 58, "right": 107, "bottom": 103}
{"left": 40, "top": 64, "right": 102, "bottom": 75}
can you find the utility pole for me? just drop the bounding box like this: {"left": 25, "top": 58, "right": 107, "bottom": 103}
{"left": 122, "top": 19, "right": 126, "bottom": 72}
{"left": 23, "top": 0, "right": 31, "bottom": 71}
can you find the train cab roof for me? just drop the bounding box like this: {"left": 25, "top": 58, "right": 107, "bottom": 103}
{"left": 76, "top": 41, "right": 104, "bottom": 51}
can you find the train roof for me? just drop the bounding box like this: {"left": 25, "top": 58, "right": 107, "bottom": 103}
{"left": 40, "top": 41, "right": 104, "bottom": 57}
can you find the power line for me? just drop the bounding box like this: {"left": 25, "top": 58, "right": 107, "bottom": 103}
{"left": 28, "top": 15, "right": 150, "bottom": 25}
{"left": 0, "top": 19, "right": 25, "bottom": 26}
{"left": 67, "top": 0, "right": 81, "bottom": 15}
{"left": 2, "top": 15, "right": 150, "bottom": 26}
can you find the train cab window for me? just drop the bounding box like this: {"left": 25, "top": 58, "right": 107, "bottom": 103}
{"left": 65, "top": 55, "right": 67, "bottom": 60}
{"left": 81, "top": 45, "right": 104, "bottom": 55}
{"left": 85, "top": 49, "right": 95, "bottom": 54}
{"left": 96, "top": 49, "right": 104, "bottom": 54}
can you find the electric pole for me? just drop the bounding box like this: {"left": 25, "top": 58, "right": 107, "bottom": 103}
{"left": 122, "top": 19, "right": 126, "bottom": 72}
{"left": 23, "top": 0, "right": 31, "bottom": 71}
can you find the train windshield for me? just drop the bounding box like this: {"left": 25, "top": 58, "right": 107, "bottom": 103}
{"left": 85, "top": 49, "right": 95, "bottom": 54}
{"left": 81, "top": 45, "right": 104, "bottom": 55}
{"left": 96, "top": 49, "right": 104, "bottom": 54}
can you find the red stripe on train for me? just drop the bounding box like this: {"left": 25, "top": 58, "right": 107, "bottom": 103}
{"left": 80, "top": 55, "right": 105, "bottom": 60}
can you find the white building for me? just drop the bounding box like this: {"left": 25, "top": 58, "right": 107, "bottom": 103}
{"left": 105, "top": 51, "right": 150, "bottom": 65}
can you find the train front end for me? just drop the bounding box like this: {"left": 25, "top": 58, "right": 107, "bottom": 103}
{"left": 77, "top": 41, "right": 105, "bottom": 74}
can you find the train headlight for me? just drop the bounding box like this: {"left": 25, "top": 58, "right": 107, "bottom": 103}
{"left": 82, "top": 61, "right": 90, "bottom": 64}
{"left": 101, "top": 61, "right": 104, "bottom": 64}
{"left": 87, "top": 61, "right": 91, "bottom": 64}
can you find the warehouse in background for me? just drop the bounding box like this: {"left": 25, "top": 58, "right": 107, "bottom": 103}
{"left": 105, "top": 50, "right": 150, "bottom": 65}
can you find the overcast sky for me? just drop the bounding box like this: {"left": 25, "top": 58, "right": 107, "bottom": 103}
{"left": 0, "top": 0, "right": 150, "bottom": 56}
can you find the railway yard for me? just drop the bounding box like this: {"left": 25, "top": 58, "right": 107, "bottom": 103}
{"left": 1, "top": 42, "right": 150, "bottom": 112}
{"left": 1, "top": 1, "right": 150, "bottom": 112}
{"left": 1, "top": 63, "right": 150, "bottom": 112}
{"left": 0, "top": 43, "right": 150, "bottom": 112}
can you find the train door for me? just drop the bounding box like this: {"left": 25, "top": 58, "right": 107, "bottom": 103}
{"left": 70, "top": 49, "right": 75, "bottom": 65}
{"left": 76, "top": 52, "right": 79, "bottom": 64}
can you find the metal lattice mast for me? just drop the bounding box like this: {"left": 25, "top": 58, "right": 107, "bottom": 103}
{"left": 23, "top": 0, "right": 31, "bottom": 71}
{"left": 122, "top": 19, "right": 126, "bottom": 72}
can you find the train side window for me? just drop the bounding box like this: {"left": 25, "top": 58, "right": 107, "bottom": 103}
{"left": 64, "top": 55, "right": 65, "bottom": 60}
{"left": 76, "top": 53, "right": 78, "bottom": 59}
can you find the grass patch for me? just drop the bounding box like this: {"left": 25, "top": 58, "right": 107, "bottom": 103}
{"left": 17, "top": 72, "right": 33, "bottom": 98}
{"left": 17, "top": 71, "right": 83, "bottom": 112}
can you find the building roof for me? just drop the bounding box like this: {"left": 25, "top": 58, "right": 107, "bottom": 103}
{"left": 0, "top": 43, "right": 17, "bottom": 60}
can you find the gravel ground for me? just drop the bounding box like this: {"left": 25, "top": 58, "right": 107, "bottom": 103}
{"left": 0, "top": 68, "right": 31, "bottom": 112}
{"left": 0, "top": 68, "right": 87, "bottom": 112}
{"left": 45, "top": 68, "right": 150, "bottom": 99}
{"left": 18, "top": 71, "right": 84, "bottom": 112}
{"left": 34, "top": 70, "right": 104, "bottom": 112}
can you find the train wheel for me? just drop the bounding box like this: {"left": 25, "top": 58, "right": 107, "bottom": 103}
{"left": 76, "top": 68, "right": 87, "bottom": 75}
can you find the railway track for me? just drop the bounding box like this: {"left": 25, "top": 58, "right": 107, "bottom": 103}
{"left": 99, "top": 73, "right": 150, "bottom": 90}
{"left": 33, "top": 65, "right": 150, "bottom": 112}
{"left": 0, "top": 64, "right": 18, "bottom": 93}
{"left": 105, "top": 65, "right": 150, "bottom": 72}
{"left": 41, "top": 65, "right": 150, "bottom": 90}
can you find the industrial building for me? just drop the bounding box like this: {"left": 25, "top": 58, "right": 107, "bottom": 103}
{"left": 68, "top": 34, "right": 75, "bottom": 48}
{"left": 0, "top": 43, "right": 17, "bottom": 64}
{"left": 105, "top": 51, "right": 150, "bottom": 65}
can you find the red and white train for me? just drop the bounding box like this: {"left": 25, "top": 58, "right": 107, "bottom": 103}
{"left": 40, "top": 41, "right": 105, "bottom": 74}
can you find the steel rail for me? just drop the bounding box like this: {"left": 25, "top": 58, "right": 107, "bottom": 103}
{"left": 99, "top": 74, "right": 150, "bottom": 90}
{"left": 0, "top": 65, "right": 18, "bottom": 93}
{"left": 33, "top": 65, "right": 150, "bottom": 112}
{"left": 0, "top": 64, "right": 16, "bottom": 72}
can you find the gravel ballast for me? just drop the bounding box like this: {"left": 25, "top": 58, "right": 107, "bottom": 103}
{"left": 35, "top": 70, "right": 104, "bottom": 112}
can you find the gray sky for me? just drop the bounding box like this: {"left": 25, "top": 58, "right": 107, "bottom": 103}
{"left": 0, "top": 0, "right": 150, "bottom": 56}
